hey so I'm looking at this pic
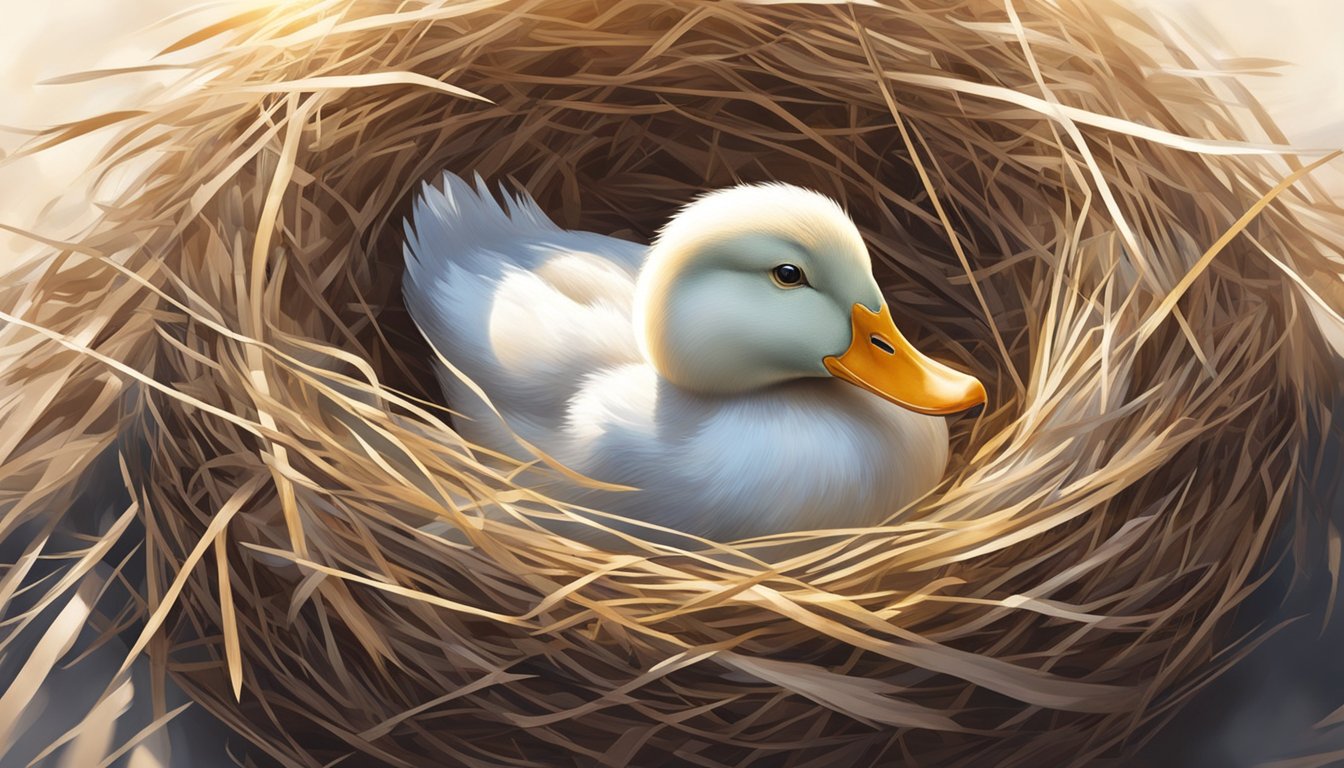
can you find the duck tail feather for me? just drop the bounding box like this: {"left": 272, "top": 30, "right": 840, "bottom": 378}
{"left": 404, "top": 171, "right": 560, "bottom": 266}
{"left": 500, "top": 182, "right": 557, "bottom": 231}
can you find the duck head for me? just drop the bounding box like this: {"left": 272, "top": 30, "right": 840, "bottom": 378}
{"left": 634, "top": 183, "right": 986, "bottom": 414}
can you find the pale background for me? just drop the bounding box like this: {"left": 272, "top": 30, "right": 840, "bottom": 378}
{"left": 0, "top": 2, "right": 1340, "bottom": 767}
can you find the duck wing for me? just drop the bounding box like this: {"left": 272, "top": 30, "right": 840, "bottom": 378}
{"left": 402, "top": 173, "right": 645, "bottom": 444}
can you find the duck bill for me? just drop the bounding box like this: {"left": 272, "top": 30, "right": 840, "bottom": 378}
{"left": 823, "top": 303, "right": 986, "bottom": 415}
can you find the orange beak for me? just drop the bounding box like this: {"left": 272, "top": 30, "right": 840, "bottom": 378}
{"left": 823, "top": 303, "right": 986, "bottom": 415}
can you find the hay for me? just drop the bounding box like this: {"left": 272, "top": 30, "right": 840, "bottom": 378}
{"left": 2, "top": 0, "right": 1342, "bottom": 765}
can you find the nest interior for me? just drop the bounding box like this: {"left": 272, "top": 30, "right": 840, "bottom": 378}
{"left": 2, "top": 0, "right": 1342, "bottom": 766}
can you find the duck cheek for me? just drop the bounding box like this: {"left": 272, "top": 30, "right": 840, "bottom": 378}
{"left": 765, "top": 299, "right": 851, "bottom": 377}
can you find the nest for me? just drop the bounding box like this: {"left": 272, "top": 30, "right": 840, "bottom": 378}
{"left": 3, "top": 0, "right": 1342, "bottom": 765}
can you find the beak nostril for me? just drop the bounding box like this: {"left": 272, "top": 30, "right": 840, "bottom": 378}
{"left": 869, "top": 334, "right": 896, "bottom": 355}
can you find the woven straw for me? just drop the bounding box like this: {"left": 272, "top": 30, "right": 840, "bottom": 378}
{"left": 2, "top": 1, "right": 1341, "bottom": 765}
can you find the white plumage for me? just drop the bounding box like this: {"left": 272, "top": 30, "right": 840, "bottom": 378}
{"left": 403, "top": 173, "right": 958, "bottom": 543}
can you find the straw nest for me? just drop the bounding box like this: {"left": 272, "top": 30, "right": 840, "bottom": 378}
{"left": 3, "top": 0, "right": 1342, "bottom": 765}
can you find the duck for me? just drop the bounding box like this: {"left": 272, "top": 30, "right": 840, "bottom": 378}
{"left": 402, "top": 173, "right": 985, "bottom": 544}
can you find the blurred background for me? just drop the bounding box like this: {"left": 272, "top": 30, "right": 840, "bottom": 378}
{"left": 1, "top": 1, "right": 1340, "bottom": 766}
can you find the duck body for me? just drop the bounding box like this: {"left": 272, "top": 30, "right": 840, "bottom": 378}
{"left": 403, "top": 173, "right": 973, "bottom": 543}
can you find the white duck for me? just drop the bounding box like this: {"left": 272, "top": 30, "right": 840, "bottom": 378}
{"left": 402, "top": 174, "right": 984, "bottom": 543}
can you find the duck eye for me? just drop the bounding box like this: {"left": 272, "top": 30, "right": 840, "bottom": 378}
{"left": 771, "top": 263, "right": 806, "bottom": 288}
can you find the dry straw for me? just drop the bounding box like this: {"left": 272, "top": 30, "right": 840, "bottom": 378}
{"left": 2, "top": 0, "right": 1342, "bottom": 765}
